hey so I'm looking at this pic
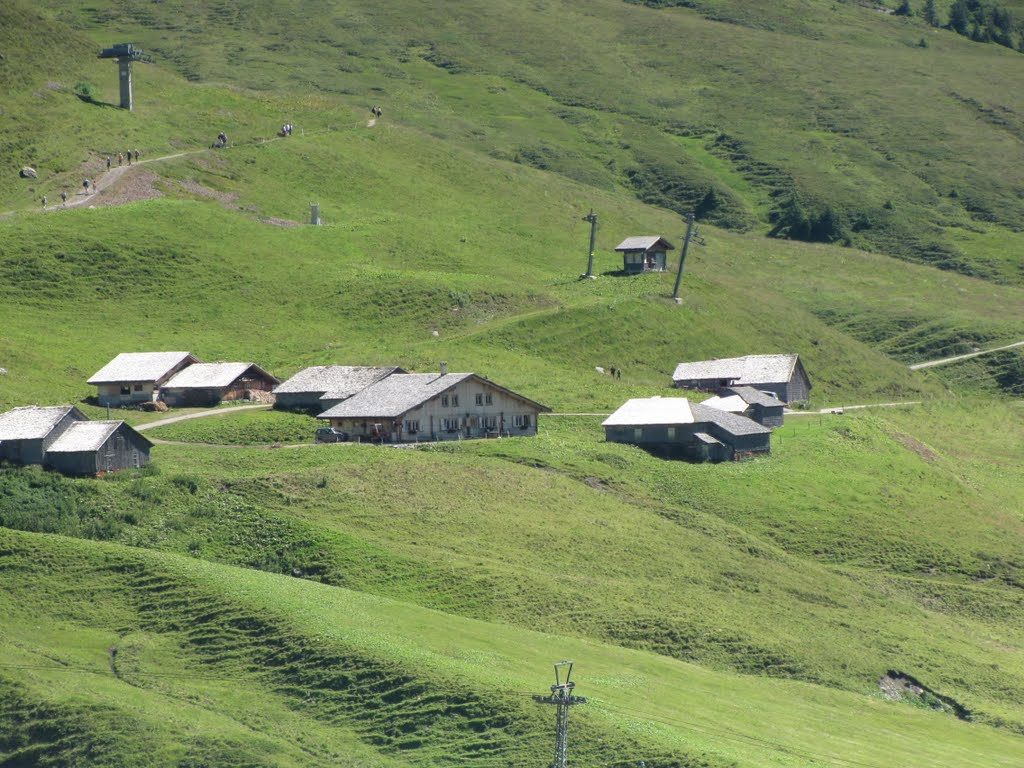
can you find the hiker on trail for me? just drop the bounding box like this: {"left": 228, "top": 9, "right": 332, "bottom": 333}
{"left": 41, "top": 196, "right": 47, "bottom": 208}
{"left": 117, "top": 152, "right": 123, "bottom": 166}
{"left": 106, "top": 156, "right": 111, "bottom": 170}
{"left": 126, "top": 150, "right": 132, "bottom": 166}
{"left": 60, "top": 191, "right": 67, "bottom": 205}
{"left": 83, "top": 179, "right": 91, "bottom": 194}
{"left": 134, "top": 149, "right": 140, "bottom": 162}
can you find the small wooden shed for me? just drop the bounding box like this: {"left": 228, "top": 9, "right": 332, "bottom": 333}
{"left": 614, "top": 236, "right": 675, "bottom": 273}
{"left": 0, "top": 405, "right": 88, "bottom": 465}
{"left": 44, "top": 420, "right": 153, "bottom": 475}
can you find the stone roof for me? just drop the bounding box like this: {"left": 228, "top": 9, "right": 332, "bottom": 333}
{"left": 318, "top": 373, "right": 477, "bottom": 419}
{"left": 46, "top": 421, "right": 145, "bottom": 452}
{"left": 163, "top": 362, "right": 278, "bottom": 389}
{"left": 690, "top": 402, "right": 770, "bottom": 436}
{"left": 602, "top": 396, "right": 769, "bottom": 437}
{"left": 0, "top": 406, "right": 82, "bottom": 440}
{"left": 274, "top": 366, "right": 402, "bottom": 396}
{"left": 672, "top": 354, "right": 800, "bottom": 385}
{"left": 319, "top": 373, "right": 549, "bottom": 420}
{"left": 614, "top": 236, "right": 675, "bottom": 252}
{"left": 87, "top": 352, "right": 197, "bottom": 384}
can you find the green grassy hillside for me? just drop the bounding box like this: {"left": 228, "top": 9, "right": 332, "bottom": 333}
{"left": 1, "top": 1, "right": 1023, "bottom": 765}
{"left": 11, "top": 0, "right": 1024, "bottom": 283}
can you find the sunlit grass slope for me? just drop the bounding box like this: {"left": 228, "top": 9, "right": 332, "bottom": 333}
{"left": 4, "top": 406, "right": 1023, "bottom": 733}
{"left": 2, "top": 528, "right": 1023, "bottom": 768}
{"left": 16, "top": 0, "right": 1024, "bottom": 283}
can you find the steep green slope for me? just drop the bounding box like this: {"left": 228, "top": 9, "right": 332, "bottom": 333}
{"left": 19, "top": 0, "right": 1024, "bottom": 283}
{"left": 2, "top": 3, "right": 1024, "bottom": 764}
{"left": 2, "top": 528, "right": 1023, "bottom": 768}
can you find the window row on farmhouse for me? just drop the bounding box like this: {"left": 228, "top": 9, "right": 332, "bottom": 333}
{"left": 317, "top": 372, "right": 550, "bottom": 443}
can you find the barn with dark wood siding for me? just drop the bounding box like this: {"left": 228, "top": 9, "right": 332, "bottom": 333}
{"left": 0, "top": 405, "right": 88, "bottom": 464}
{"left": 672, "top": 354, "right": 811, "bottom": 403}
{"left": 44, "top": 420, "right": 153, "bottom": 475}
{"left": 602, "top": 396, "right": 770, "bottom": 462}
{"left": 160, "top": 362, "right": 279, "bottom": 407}
{"left": 702, "top": 386, "right": 785, "bottom": 428}
{"left": 273, "top": 365, "right": 405, "bottom": 411}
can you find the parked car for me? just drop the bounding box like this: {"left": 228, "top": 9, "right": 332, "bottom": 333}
{"left": 315, "top": 427, "right": 348, "bottom": 443}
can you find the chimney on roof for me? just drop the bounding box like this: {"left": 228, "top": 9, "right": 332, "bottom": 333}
{"left": 440, "top": 361, "right": 448, "bottom": 376}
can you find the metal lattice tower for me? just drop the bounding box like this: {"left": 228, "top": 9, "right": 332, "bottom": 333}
{"left": 533, "top": 661, "right": 587, "bottom": 768}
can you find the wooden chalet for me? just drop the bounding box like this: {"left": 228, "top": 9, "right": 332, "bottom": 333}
{"left": 160, "top": 362, "right": 279, "bottom": 407}
{"left": 0, "top": 405, "right": 151, "bottom": 475}
{"left": 317, "top": 372, "right": 550, "bottom": 443}
{"left": 88, "top": 351, "right": 199, "bottom": 406}
{"left": 614, "top": 236, "right": 675, "bottom": 273}
{"left": 273, "top": 366, "right": 404, "bottom": 411}
{"left": 672, "top": 354, "right": 811, "bottom": 403}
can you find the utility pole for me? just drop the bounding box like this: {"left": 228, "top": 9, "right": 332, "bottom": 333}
{"left": 672, "top": 212, "right": 696, "bottom": 303}
{"left": 533, "top": 661, "right": 587, "bottom": 768}
{"left": 581, "top": 210, "right": 598, "bottom": 279}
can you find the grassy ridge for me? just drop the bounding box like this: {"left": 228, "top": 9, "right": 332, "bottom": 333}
{"left": 2, "top": 527, "right": 1023, "bottom": 768}
{"left": 4, "top": 408, "right": 1023, "bottom": 732}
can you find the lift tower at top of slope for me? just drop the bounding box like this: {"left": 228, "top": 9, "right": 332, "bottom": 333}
{"left": 98, "top": 43, "right": 152, "bottom": 111}
{"left": 533, "top": 661, "right": 587, "bottom": 768}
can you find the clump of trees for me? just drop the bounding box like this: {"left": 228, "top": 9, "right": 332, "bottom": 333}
{"left": 768, "top": 195, "right": 849, "bottom": 245}
{"left": 925, "top": 0, "right": 1024, "bottom": 53}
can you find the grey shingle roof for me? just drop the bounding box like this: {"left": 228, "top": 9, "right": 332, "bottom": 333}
{"left": 723, "top": 386, "right": 784, "bottom": 408}
{"left": 163, "top": 362, "right": 278, "bottom": 389}
{"left": 319, "top": 373, "right": 475, "bottom": 419}
{"left": 274, "top": 366, "right": 401, "bottom": 396}
{"left": 672, "top": 354, "right": 799, "bottom": 385}
{"left": 602, "top": 397, "right": 769, "bottom": 437}
{"left": 690, "top": 402, "right": 770, "bottom": 437}
{"left": 0, "top": 406, "right": 81, "bottom": 440}
{"left": 87, "top": 352, "right": 197, "bottom": 384}
{"left": 45, "top": 421, "right": 122, "bottom": 452}
{"left": 614, "top": 236, "right": 675, "bottom": 252}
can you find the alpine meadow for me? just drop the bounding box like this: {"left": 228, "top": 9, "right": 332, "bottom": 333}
{"left": 1, "top": 1, "right": 1023, "bottom": 766}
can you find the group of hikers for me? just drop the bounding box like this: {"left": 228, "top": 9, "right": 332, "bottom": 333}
{"left": 40, "top": 107, "right": 384, "bottom": 211}
{"left": 106, "top": 150, "right": 141, "bottom": 170}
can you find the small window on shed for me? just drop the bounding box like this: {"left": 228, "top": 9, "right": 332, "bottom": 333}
{"left": 667, "top": 427, "right": 676, "bottom": 439}
{"left": 441, "top": 395, "right": 449, "bottom": 407}
{"left": 451, "top": 394, "right": 459, "bottom": 407}
{"left": 485, "top": 393, "right": 493, "bottom": 405}
{"left": 475, "top": 393, "right": 483, "bottom": 406}
{"left": 133, "top": 383, "right": 143, "bottom": 392}
{"left": 120, "top": 384, "right": 131, "bottom": 395}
